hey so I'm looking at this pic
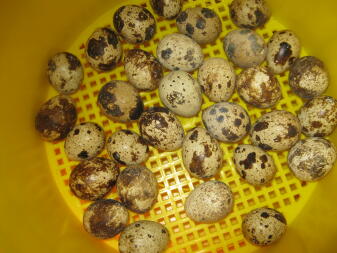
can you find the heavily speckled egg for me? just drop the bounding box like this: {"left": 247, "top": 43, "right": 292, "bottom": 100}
{"left": 159, "top": 70, "right": 202, "bottom": 117}
{"left": 197, "top": 57, "right": 236, "bottom": 102}
{"left": 250, "top": 110, "right": 301, "bottom": 151}
{"left": 106, "top": 130, "right": 149, "bottom": 166}
{"left": 288, "top": 137, "right": 336, "bottom": 181}
{"left": 233, "top": 144, "right": 276, "bottom": 185}
{"left": 185, "top": 180, "right": 234, "bottom": 223}
{"left": 223, "top": 29, "right": 266, "bottom": 68}
{"left": 85, "top": 27, "right": 122, "bottom": 72}
{"left": 298, "top": 96, "right": 337, "bottom": 137}
{"left": 236, "top": 66, "right": 282, "bottom": 108}
{"left": 176, "top": 7, "right": 222, "bottom": 44}
{"left": 119, "top": 220, "right": 169, "bottom": 253}
{"left": 35, "top": 95, "right": 77, "bottom": 142}
{"left": 289, "top": 56, "right": 329, "bottom": 99}
{"left": 113, "top": 5, "right": 156, "bottom": 44}
{"left": 124, "top": 49, "right": 163, "bottom": 91}
{"left": 139, "top": 107, "right": 185, "bottom": 151}
{"left": 69, "top": 157, "right": 119, "bottom": 200}
{"left": 266, "top": 30, "right": 301, "bottom": 74}
{"left": 97, "top": 81, "right": 144, "bottom": 122}
{"left": 156, "top": 33, "right": 203, "bottom": 72}
{"left": 117, "top": 166, "right": 158, "bottom": 213}
{"left": 182, "top": 127, "right": 223, "bottom": 179}
{"left": 202, "top": 102, "right": 251, "bottom": 143}
{"left": 47, "top": 52, "right": 83, "bottom": 94}
{"left": 64, "top": 122, "right": 105, "bottom": 161}
{"left": 83, "top": 199, "right": 129, "bottom": 239}
{"left": 242, "top": 207, "right": 287, "bottom": 246}
{"left": 229, "top": 0, "right": 271, "bottom": 29}
{"left": 150, "top": 0, "right": 181, "bottom": 19}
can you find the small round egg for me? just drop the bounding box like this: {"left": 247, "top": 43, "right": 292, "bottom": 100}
{"left": 35, "top": 95, "right": 77, "bottom": 142}
{"left": 289, "top": 56, "right": 329, "bottom": 99}
{"left": 47, "top": 52, "right": 83, "bottom": 94}
{"left": 176, "top": 7, "right": 222, "bottom": 44}
{"left": 119, "top": 220, "right": 169, "bottom": 253}
{"left": 242, "top": 207, "right": 287, "bottom": 246}
{"left": 156, "top": 33, "right": 204, "bottom": 72}
{"left": 288, "top": 137, "right": 336, "bottom": 181}
{"left": 113, "top": 5, "right": 156, "bottom": 44}
{"left": 298, "top": 96, "right": 337, "bottom": 137}
{"left": 139, "top": 107, "right": 185, "bottom": 151}
{"left": 69, "top": 157, "right": 119, "bottom": 200}
{"left": 106, "top": 130, "right": 149, "bottom": 166}
{"left": 250, "top": 110, "right": 301, "bottom": 151}
{"left": 229, "top": 0, "right": 271, "bottom": 29}
{"left": 159, "top": 70, "right": 202, "bottom": 117}
{"left": 124, "top": 49, "right": 163, "bottom": 91}
{"left": 202, "top": 102, "right": 251, "bottom": 143}
{"left": 185, "top": 180, "right": 234, "bottom": 223}
{"left": 85, "top": 27, "right": 122, "bottom": 72}
{"left": 267, "top": 30, "right": 301, "bottom": 74}
{"left": 223, "top": 29, "right": 266, "bottom": 68}
{"left": 150, "top": 0, "right": 182, "bottom": 19}
{"left": 83, "top": 199, "right": 129, "bottom": 239}
{"left": 97, "top": 81, "right": 144, "bottom": 122}
{"left": 197, "top": 58, "right": 236, "bottom": 102}
{"left": 117, "top": 166, "right": 158, "bottom": 213}
{"left": 182, "top": 127, "right": 223, "bottom": 179}
{"left": 233, "top": 144, "right": 276, "bottom": 185}
{"left": 64, "top": 122, "right": 105, "bottom": 161}
{"left": 236, "top": 66, "right": 282, "bottom": 108}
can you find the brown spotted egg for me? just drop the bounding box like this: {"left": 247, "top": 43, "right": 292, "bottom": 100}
{"left": 113, "top": 5, "right": 156, "bottom": 44}
{"left": 242, "top": 207, "right": 287, "bottom": 246}
{"left": 182, "top": 127, "right": 223, "bottom": 179}
{"left": 250, "top": 110, "right": 301, "bottom": 151}
{"left": 202, "top": 102, "right": 251, "bottom": 143}
{"left": 288, "top": 137, "right": 336, "bottom": 181}
{"left": 69, "top": 157, "right": 119, "bottom": 201}
{"left": 150, "top": 0, "right": 182, "bottom": 19}
{"left": 85, "top": 27, "right": 122, "bottom": 72}
{"left": 233, "top": 144, "right": 276, "bottom": 185}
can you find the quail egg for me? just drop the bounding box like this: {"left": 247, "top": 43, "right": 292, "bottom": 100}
{"left": 150, "top": 0, "right": 182, "bottom": 19}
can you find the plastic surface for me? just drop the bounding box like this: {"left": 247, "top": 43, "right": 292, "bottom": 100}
{"left": 1, "top": 0, "right": 337, "bottom": 253}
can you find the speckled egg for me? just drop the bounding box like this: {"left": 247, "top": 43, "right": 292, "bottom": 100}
{"left": 97, "top": 81, "right": 144, "bottom": 122}
{"left": 229, "top": 0, "right": 271, "bottom": 29}
{"left": 139, "top": 107, "right": 184, "bottom": 151}
{"left": 250, "top": 110, "right": 301, "bottom": 151}
{"left": 35, "top": 95, "right": 77, "bottom": 142}
{"left": 113, "top": 5, "right": 156, "bottom": 44}
{"left": 156, "top": 33, "right": 203, "bottom": 71}
{"left": 117, "top": 166, "right": 158, "bottom": 213}
{"left": 83, "top": 199, "right": 129, "bottom": 239}
{"left": 119, "top": 220, "right": 169, "bottom": 253}
{"left": 298, "top": 96, "right": 337, "bottom": 137}
{"left": 223, "top": 29, "right": 266, "bottom": 68}
{"left": 202, "top": 102, "right": 251, "bottom": 143}
{"left": 47, "top": 52, "right": 83, "bottom": 94}
{"left": 64, "top": 122, "right": 105, "bottom": 161}
{"left": 197, "top": 58, "right": 236, "bottom": 102}
{"left": 150, "top": 0, "right": 182, "bottom": 19}
{"left": 267, "top": 30, "right": 301, "bottom": 74}
{"left": 289, "top": 56, "right": 329, "bottom": 99}
{"left": 182, "top": 127, "right": 223, "bottom": 179}
{"left": 159, "top": 70, "right": 202, "bottom": 117}
{"left": 233, "top": 144, "right": 276, "bottom": 185}
{"left": 185, "top": 180, "right": 234, "bottom": 223}
{"left": 69, "top": 157, "right": 119, "bottom": 201}
{"left": 242, "top": 207, "right": 287, "bottom": 246}
{"left": 85, "top": 27, "right": 122, "bottom": 72}
{"left": 124, "top": 49, "right": 163, "bottom": 91}
{"left": 288, "top": 137, "right": 336, "bottom": 181}
{"left": 236, "top": 66, "right": 282, "bottom": 108}
{"left": 106, "top": 130, "right": 149, "bottom": 166}
{"left": 176, "top": 7, "right": 222, "bottom": 44}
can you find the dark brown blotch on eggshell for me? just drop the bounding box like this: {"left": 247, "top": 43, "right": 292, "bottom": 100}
{"left": 113, "top": 6, "right": 126, "bottom": 33}
{"left": 65, "top": 52, "right": 81, "bottom": 70}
